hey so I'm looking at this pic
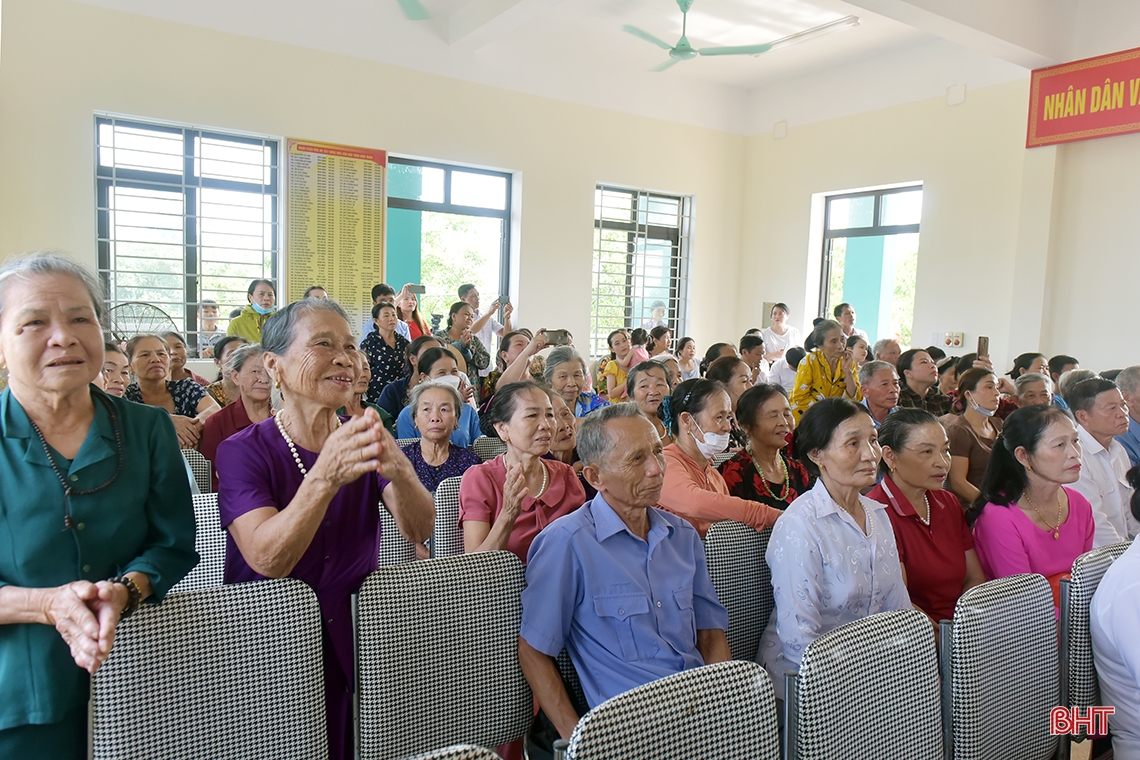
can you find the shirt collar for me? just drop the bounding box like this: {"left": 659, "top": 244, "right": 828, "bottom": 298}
{"left": 878, "top": 475, "right": 918, "bottom": 518}
{"left": 1078, "top": 423, "right": 1108, "bottom": 456}
{"left": 591, "top": 492, "right": 673, "bottom": 546}
{"left": 806, "top": 478, "right": 887, "bottom": 519}
{"left": 1, "top": 386, "right": 117, "bottom": 470}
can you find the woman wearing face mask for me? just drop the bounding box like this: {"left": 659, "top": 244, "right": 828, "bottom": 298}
{"left": 394, "top": 347, "right": 482, "bottom": 446}
{"left": 657, "top": 379, "right": 783, "bottom": 538}
{"left": 941, "top": 368, "right": 1003, "bottom": 509}
{"left": 227, "top": 278, "right": 277, "bottom": 343}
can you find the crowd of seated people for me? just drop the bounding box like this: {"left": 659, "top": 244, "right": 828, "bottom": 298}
{"left": 6, "top": 252, "right": 1140, "bottom": 760}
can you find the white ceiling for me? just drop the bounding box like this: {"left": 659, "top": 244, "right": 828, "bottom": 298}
{"left": 73, "top": 0, "right": 1121, "bottom": 133}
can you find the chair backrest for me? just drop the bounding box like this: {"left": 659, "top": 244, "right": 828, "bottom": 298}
{"left": 711, "top": 451, "right": 734, "bottom": 468}
{"left": 471, "top": 435, "right": 507, "bottom": 462}
{"left": 702, "top": 520, "right": 773, "bottom": 661}
{"left": 1060, "top": 542, "right": 1130, "bottom": 724}
{"left": 566, "top": 660, "right": 779, "bottom": 760}
{"left": 403, "top": 746, "right": 502, "bottom": 760}
{"left": 92, "top": 578, "right": 327, "bottom": 760}
{"left": 432, "top": 475, "right": 464, "bottom": 559}
{"left": 396, "top": 437, "right": 421, "bottom": 448}
{"left": 355, "top": 551, "right": 531, "bottom": 759}
{"left": 182, "top": 448, "right": 212, "bottom": 492}
{"left": 787, "top": 609, "right": 941, "bottom": 760}
{"left": 946, "top": 573, "right": 1059, "bottom": 760}
{"left": 169, "top": 493, "right": 226, "bottom": 594}
{"left": 379, "top": 501, "right": 418, "bottom": 567}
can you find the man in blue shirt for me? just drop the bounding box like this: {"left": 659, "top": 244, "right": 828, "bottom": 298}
{"left": 518, "top": 404, "right": 730, "bottom": 741}
{"left": 1115, "top": 366, "right": 1140, "bottom": 467}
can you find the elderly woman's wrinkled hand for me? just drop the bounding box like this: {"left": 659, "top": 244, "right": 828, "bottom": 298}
{"left": 501, "top": 461, "right": 529, "bottom": 520}
{"left": 371, "top": 412, "right": 417, "bottom": 481}
{"left": 458, "top": 377, "right": 476, "bottom": 404}
{"left": 46, "top": 582, "right": 107, "bottom": 674}
{"left": 308, "top": 412, "right": 390, "bottom": 489}
{"left": 171, "top": 415, "right": 202, "bottom": 448}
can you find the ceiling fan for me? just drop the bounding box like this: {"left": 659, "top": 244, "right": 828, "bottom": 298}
{"left": 622, "top": 0, "right": 859, "bottom": 72}
{"left": 397, "top": 0, "right": 430, "bottom": 21}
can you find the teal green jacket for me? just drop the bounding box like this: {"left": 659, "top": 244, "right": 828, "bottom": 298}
{"left": 0, "top": 387, "right": 197, "bottom": 730}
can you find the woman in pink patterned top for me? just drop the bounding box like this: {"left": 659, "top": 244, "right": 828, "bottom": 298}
{"left": 969, "top": 405, "right": 1094, "bottom": 606}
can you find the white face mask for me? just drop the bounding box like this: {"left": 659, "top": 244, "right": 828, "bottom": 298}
{"left": 434, "top": 375, "right": 461, "bottom": 390}
{"left": 690, "top": 419, "right": 730, "bottom": 458}
{"left": 967, "top": 392, "right": 995, "bottom": 417}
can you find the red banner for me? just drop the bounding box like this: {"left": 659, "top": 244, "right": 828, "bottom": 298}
{"left": 1026, "top": 47, "right": 1140, "bottom": 148}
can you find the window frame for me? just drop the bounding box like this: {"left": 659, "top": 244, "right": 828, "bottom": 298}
{"left": 591, "top": 184, "right": 692, "bottom": 358}
{"left": 94, "top": 114, "right": 280, "bottom": 343}
{"left": 819, "top": 185, "right": 921, "bottom": 319}
{"left": 386, "top": 156, "right": 513, "bottom": 303}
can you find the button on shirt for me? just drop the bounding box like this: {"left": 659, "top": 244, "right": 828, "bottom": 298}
{"left": 519, "top": 494, "right": 729, "bottom": 709}
{"left": 1072, "top": 425, "right": 1138, "bottom": 548}
{"left": 758, "top": 479, "right": 911, "bottom": 699}
{"left": 1090, "top": 537, "right": 1140, "bottom": 760}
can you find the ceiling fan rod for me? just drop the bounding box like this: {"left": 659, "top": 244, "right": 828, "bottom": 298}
{"left": 758, "top": 14, "right": 859, "bottom": 55}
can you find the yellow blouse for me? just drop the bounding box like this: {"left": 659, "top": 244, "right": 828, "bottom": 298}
{"left": 790, "top": 348, "right": 862, "bottom": 421}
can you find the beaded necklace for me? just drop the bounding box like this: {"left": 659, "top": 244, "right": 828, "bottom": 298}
{"left": 276, "top": 411, "right": 341, "bottom": 478}
{"left": 27, "top": 392, "right": 124, "bottom": 532}
{"left": 750, "top": 449, "right": 791, "bottom": 503}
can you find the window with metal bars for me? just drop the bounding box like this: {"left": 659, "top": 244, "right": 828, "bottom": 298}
{"left": 95, "top": 115, "right": 279, "bottom": 355}
{"left": 591, "top": 185, "right": 691, "bottom": 358}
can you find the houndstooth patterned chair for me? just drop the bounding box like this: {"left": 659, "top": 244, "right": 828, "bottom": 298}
{"left": 566, "top": 660, "right": 779, "bottom": 759}
{"left": 703, "top": 520, "right": 773, "bottom": 661}
{"left": 472, "top": 435, "right": 507, "bottom": 462}
{"left": 379, "top": 500, "right": 419, "bottom": 567}
{"left": 355, "top": 551, "right": 531, "bottom": 759}
{"left": 397, "top": 437, "right": 422, "bottom": 448}
{"left": 432, "top": 475, "right": 464, "bottom": 559}
{"left": 786, "top": 609, "right": 941, "bottom": 760}
{"left": 403, "top": 746, "right": 502, "bottom": 760}
{"left": 92, "top": 578, "right": 327, "bottom": 759}
{"left": 711, "top": 451, "right": 734, "bottom": 468}
{"left": 941, "top": 573, "right": 1058, "bottom": 760}
{"left": 1057, "top": 542, "right": 1130, "bottom": 756}
{"left": 169, "top": 493, "right": 226, "bottom": 594}
{"left": 181, "top": 448, "right": 212, "bottom": 492}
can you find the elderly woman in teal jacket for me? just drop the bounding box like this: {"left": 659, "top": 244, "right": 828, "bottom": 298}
{"left": 0, "top": 252, "right": 197, "bottom": 758}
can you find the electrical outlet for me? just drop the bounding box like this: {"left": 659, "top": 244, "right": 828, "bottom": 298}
{"left": 942, "top": 332, "right": 964, "bottom": 349}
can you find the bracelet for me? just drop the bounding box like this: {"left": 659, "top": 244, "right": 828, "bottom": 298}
{"left": 109, "top": 575, "right": 142, "bottom": 618}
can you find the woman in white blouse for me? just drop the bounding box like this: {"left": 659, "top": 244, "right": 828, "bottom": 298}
{"left": 760, "top": 303, "right": 802, "bottom": 362}
{"left": 758, "top": 396, "right": 911, "bottom": 700}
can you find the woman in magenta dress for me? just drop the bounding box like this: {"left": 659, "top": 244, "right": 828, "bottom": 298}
{"left": 969, "top": 405, "right": 1094, "bottom": 606}
{"left": 217, "top": 298, "right": 434, "bottom": 760}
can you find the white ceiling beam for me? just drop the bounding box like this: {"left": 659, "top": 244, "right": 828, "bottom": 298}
{"left": 841, "top": 0, "right": 1076, "bottom": 69}
{"left": 444, "top": 0, "right": 562, "bottom": 48}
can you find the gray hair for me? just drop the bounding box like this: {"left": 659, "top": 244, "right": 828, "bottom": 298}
{"left": 227, "top": 343, "right": 266, "bottom": 376}
{"left": 872, "top": 338, "right": 898, "bottom": 357}
{"left": 650, "top": 353, "right": 679, "bottom": 365}
{"left": 260, "top": 298, "right": 351, "bottom": 355}
{"left": 577, "top": 403, "right": 645, "bottom": 467}
{"left": 1058, "top": 368, "right": 1099, "bottom": 399}
{"left": 543, "top": 346, "right": 588, "bottom": 383}
{"left": 408, "top": 379, "right": 463, "bottom": 418}
{"left": 0, "top": 251, "right": 106, "bottom": 326}
{"left": 858, "top": 359, "right": 897, "bottom": 385}
{"left": 1014, "top": 371, "right": 1053, "bottom": 398}
{"left": 1116, "top": 366, "right": 1140, "bottom": 395}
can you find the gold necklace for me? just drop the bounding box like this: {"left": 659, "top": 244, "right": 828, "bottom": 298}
{"left": 1023, "top": 488, "right": 1064, "bottom": 539}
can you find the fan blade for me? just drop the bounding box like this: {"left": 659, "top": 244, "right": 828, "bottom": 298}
{"left": 622, "top": 25, "right": 675, "bottom": 51}
{"left": 698, "top": 43, "right": 772, "bottom": 57}
{"left": 651, "top": 57, "right": 682, "bottom": 72}
{"left": 397, "top": 0, "right": 430, "bottom": 21}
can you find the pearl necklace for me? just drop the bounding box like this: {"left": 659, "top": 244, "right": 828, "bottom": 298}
{"left": 276, "top": 412, "right": 340, "bottom": 478}
{"left": 916, "top": 493, "right": 931, "bottom": 527}
{"left": 536, "top": 460, "right": 549, "bottom": 499}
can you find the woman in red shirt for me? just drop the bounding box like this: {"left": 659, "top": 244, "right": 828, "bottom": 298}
{"left": 866, "top": 408, "right": 986, "bottom": 622}
{"left": 199, "top": 344, "right": 273, "bottom": 490}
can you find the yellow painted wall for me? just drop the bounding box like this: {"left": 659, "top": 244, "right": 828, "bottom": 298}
{"left": 0, "top": 0, "right": 744, "bottom": 351}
